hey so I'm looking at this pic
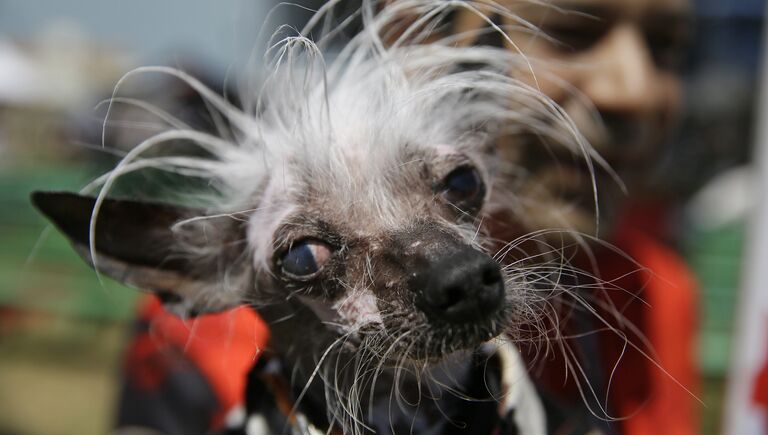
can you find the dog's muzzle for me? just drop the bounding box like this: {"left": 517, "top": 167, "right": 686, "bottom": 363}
{"left": 412, "top": 245, "right": 505, "bottom": 324}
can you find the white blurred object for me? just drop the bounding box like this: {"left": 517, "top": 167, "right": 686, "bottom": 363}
{"left": 722, "top": 5, "right": 768, "bottom": 434}
{"left": 0, "top": 40, "right": 47, "bottom": 104}
{"left": 686, "top": 166, "right": 755, "bottom": 231}
{"left": 0, "top": 21, "right": 133, "bottom": 109}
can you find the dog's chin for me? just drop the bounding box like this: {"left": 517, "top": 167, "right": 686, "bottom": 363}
{"left": 353, "top": 310, "right": 508, "bottom": 364}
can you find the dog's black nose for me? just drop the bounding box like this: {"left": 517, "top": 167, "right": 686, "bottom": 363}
{"left": 414, "top": 246, "right": 505, "bottom": 324}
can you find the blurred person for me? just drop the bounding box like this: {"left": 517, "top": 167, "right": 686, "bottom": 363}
{"left": 443, "top": 0, "right": 689, "bottom": 236}
{"left": 446, "top": 0, "right": 699, "bottom": 434}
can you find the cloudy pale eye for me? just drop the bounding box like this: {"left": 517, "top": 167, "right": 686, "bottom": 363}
{"left": 281, "top": 240, "right": 332, "bottom": 278}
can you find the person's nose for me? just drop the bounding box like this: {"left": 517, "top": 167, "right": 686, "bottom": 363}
{"left": 580, "top": 23, "right": 663, "bottom": 115}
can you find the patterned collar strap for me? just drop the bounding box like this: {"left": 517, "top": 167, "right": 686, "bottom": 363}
{"left": 490, "top": 339, "right": 547, "bottom": 435}
{"left": 224, "top": 338, "right": 546, "bottom": 435}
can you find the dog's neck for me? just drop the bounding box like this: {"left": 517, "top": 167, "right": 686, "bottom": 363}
{"left": 254, "top": 301, "right": 547, "bottom": 434}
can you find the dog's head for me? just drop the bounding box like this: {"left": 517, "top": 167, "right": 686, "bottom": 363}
{"left": 32, "top": 100, "right": 519, "bottom": 363}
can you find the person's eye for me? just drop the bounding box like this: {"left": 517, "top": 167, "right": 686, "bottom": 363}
{"left": 642, "top": 13, "right": 692, "bottom": 71}
{"left": 440, "top": 165, "right": 485, "bottom": 214}
{"left": 544, "top": 23, "right": 608, "bottom": 52}
{"left": 279, "top": 239, "right": 333, "bottom": 279}
{"left": 646, "top": 31, "right": 688, "bottom": 71}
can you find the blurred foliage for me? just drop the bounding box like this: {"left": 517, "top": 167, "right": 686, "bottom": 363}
{"left": 0, "top": 163, "right": 139, "bottom": 320}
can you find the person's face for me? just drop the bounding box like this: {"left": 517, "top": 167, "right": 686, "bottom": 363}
{"left": 456, "top": 0, "right": 691, "bottom": 236}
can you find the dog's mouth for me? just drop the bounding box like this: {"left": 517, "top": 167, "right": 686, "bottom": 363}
{"left": 418, "top": 316, "right": 508, "bottom": 360}
{"left": 300, "top": 290, "right": 509, "bottom": 361}
{"left": 364, "top": 296, "right": 509, "bottom": 362}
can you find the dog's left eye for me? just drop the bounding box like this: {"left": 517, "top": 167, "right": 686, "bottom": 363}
{"left": 280, "top": 239, "right": 333, "bottom": 279}
{"left": 440, "top": 166, "right": 485, "bottom": 210}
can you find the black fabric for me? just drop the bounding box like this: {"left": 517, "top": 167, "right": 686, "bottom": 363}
{"left": 536, "top": 388, "right": 607, "bottom": 435}
{"left": 115, "top": 350, "right": 219, "bottom": 435}
{"left": 498, "top": 409, "right": 520, "bottom": 435}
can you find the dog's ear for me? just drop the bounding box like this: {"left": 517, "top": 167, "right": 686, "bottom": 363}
{"left": 31, "top": 191, "right": 250, "bottom": 316}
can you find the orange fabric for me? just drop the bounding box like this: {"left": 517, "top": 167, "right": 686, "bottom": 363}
{"left": 136, "top": 297, "right": 270, "bottom": 427}
{"left": 610, "top": 228, "right": 700, "bottom": 435}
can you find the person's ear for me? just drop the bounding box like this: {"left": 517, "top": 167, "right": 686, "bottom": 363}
{"left": 31, "top": 191, "right": 250, "bottom": 316}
